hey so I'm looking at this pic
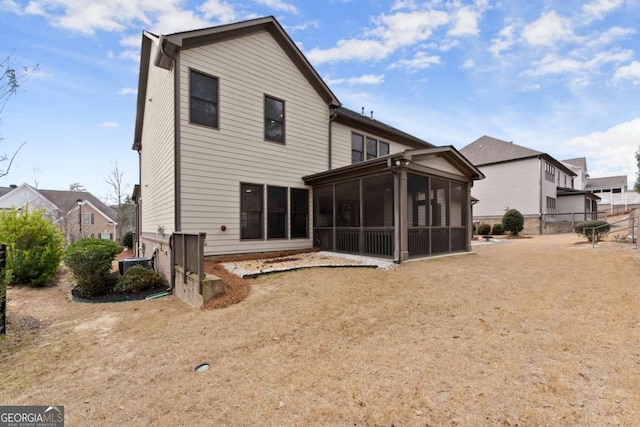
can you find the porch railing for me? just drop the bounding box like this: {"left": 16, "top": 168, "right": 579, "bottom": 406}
{"left": 313, "top": 227, "right": 394, "bottom": 258}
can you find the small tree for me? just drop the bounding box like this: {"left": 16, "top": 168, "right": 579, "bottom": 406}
{"left": 477, "top": 223, "right": 492, "bottom": 236}
{"left": 574, "top": 220, "right": 610, "bottom": 242}
{"left": 502, "top": 209, "right": 524, "bottom": 235}
{"left": 64, "top": 238, "right": 117, "bottom": 297}
{"left": 0, "top": 207, "right": 64, "bottom": 286}
{"left": 121, "top": 230, "right": 134, "bottom": 248}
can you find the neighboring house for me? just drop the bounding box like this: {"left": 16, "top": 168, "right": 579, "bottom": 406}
{"left": 131, "top": 16, "right": 484, "bottom": 283}
{"left": 0, "top": 183, "right": 118, "bottom": 242}
{"left": 564, "top": 158, "right": 640, "bottom": 214}
{"left": 460, "top": 136, "right": 599, "bottom": 234}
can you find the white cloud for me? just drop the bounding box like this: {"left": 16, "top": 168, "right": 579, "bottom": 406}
{"left": 389, "top": 51, "right": 441, "bottom": 72}
{"left": 586, "top": 26, "right": 635, "bottom": 47}
{"left": 198, "top": 0, "right": 237, "bottom": 22}
{"left": 462, "top": 58, "right": 475, "bottom": 69}
{"left": 307, "top": 10, "right": 449, "bottom": 64}
{"left": 448, "top": 6, "right": 480, "bottom": 36}
{"left": 284, "top": 20, "right": 320, "bottom": 33}
{"left": 390, "top": 0, "right": 418, "bottom": 11}
{"left": 565, "top": 118, "right": 640, "bottom": 184}
{"left": 118, "top": 87, "right": 137, "bottom": 95}
{"left": 101, "top": 121, "right": 119, "bottom": 128}
{"left": 582, "top": 0, "right": 624, "bottom": 22}
{"left": 614, "top": 61, "right": 640, "bottom": 84}
{"left": 522, "top": 11, "right": 574, "bottom": 47}
{"left": 307, "top": 39, "right": 390, "bottom": 64}
{"left": 526, "top": 49, "right": 633, "bottom": 77}
{"left": 489, "top": 24, "right": 516, "bottom": 57}
{"left": 325, "top": 74, "right": 385, "bottom": 85}
{"left": 0, "top": 0, "right": 21, "bottom": 13}
{"left": 251, "top": 0, "right": 298, "bottom": 14}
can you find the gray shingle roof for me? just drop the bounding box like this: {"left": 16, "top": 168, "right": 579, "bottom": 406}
{"left": 459, "top": 135, "right": 543, "bottom": 166}
{"left": 335, "top": 107, "right": 434, "bottom": 149}
{"left": 585, "top": 175, "right": 628, "bottom": 189}
{"left": 563, "top": 157, "right": 587, "bottom": 170}
{"left": 38, "top": 189, "right": 118, "bottom": 221}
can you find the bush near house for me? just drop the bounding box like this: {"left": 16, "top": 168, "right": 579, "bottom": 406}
{"left": 575, "top": 220, "right": 611, "bottom": 242}
{"left": 491, "top": 223, "right": 504, "bottom": 235}
{"left": 502, "top": 209, "right": 524, "bottom": 235}
{"left": 64, "top": 238, "right": 117, "bottom": 298}
{"left": 121, "top": 230, "right": 134, "bottom": 249}
{"left": 0, "top": 207, "right": 64, "bottom": 286}
{"left": 477, "top": 223, "right": 492, "bottom": 236}
{"left": 114, "top": 265, "right": 167, "bottom": 294}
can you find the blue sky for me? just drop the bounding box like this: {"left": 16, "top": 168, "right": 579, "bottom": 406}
{"left": 1, "top": 0, "right": 640, "bottom": 202}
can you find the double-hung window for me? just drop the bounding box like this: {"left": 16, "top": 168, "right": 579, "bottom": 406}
{"left": 240, "top": 184, "right": 263, "bottom": 239}
{"left": 189, "top": 69, "right": 219, "bottom": 128}
{"left": 290, "top": 188, "right": 309, "bottom": 238}
{"left": 352, "top": 133, "right": 390, "bottom": 163}
{"left": 265, "top": 95, "right": 285, "bottom": 143}
{"left": 267, "top": 186, "right": 287, "bottom": 239}
{"left": 351, "top": 133, "right": 364, "bottom": 163}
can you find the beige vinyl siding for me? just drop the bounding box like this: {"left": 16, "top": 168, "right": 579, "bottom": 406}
{"left": 331, "top": 122, "right": 419, "bottom": 168}
{"left": 411, "top": 155, "right": 466, "bottom": 178}
{"left": 472, "top": 158, "right": 542, "bottom": 217}
{"left": 557, "top": 195, "right": 585, "bottom": 214}
{"left": 177, "top": 31, "right": 329, "bottom": 255}
{"left": 139, "top": 37, "right": 176, "bottom": 235}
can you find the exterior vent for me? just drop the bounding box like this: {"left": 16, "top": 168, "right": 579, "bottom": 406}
{"left": 118, "top": 257, "right": 153, "bottom": 275}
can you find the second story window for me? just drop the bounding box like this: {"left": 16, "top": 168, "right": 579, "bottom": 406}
{"left": 545, "top": 163, "right": 556, "bottom": 183}
{"left": 265, "top": 95, "right": 285, "bottom": 143}
{"left": 352, "top": 133, "right": 364, "bottom": 163}
{"left": 379, "top": 141, "right": 390, "bottom": 156}
{"left": 82, "top": 213, "right": 94, "bottom": 225}
{"left": 189, "top": 69, "right": 219, "bottom": 128}
{"left": 352, "top": 134, "right": 391, "bottom": 164}
{"left": 366, "top": 137, "right": 377, "bottom": 160}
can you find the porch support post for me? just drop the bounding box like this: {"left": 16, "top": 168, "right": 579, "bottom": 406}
{"left": 398, "top": 168, "right": 409, "bottom": 262}
{"left": 467, "top": 183, "right": 473, "bottom": 251}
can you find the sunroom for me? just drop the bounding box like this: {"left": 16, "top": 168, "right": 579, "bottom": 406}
{"left": 303, "top": 147, "right": 484, "bottom": 263}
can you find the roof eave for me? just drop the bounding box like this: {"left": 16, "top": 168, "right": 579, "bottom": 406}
{"left": 132, "top": 32, "right": 155, "bottom": 151}
{"left": 163, "top": 16, "right": 341, "bottom": 108}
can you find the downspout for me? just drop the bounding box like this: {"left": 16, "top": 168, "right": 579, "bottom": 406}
{"left": 539, "top": 157, "right": 543, "bottom": 235}
{"left": 159, "top": 35, "right": 179, "bottom": 291}
{"left": 389, "top": 158, "right": 401, "bottom": 262}
{"left": 328, "top": 106, "right": 338, "bottom": 170}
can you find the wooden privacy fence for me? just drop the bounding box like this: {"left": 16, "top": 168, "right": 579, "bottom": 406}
{"left": 172, "top": 232, "right": 206, "bottom": 292}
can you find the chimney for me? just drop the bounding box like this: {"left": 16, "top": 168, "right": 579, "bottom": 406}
{"left": 361, "top": 106, "right": 365, "bottom": 115}
{"left": 370, "top": 110, "right": 374, "bottom": 119}
{"left": 9, "top": 184, "right": 17, "bottom": 188}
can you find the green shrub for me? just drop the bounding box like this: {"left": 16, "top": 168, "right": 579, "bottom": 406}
{"left": 0, "top": 207, "right": 64, "bottom": 286}
{"left": 114, "top": 265, "right": 167, "bottom": 294}
{"left": 477, "top": 223, "right": 492, "bottom": 235}
{"left": 491, "top": 223, "right": 504, "bottom": 235}
{"left": 121, "top": 231, "right": 134, "bottom": 249}
{"left": 64, "top": 238, "right": 117, "bottom": 297}
{"left": 502, "top": 209, "right": 524, "bottom": 235}
{"left": 575, "top": 220, "right": 610, "bottom": 241}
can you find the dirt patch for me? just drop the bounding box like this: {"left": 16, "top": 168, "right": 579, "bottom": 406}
{"left": 2, "top": 234, "right": 640, "bottom": 426}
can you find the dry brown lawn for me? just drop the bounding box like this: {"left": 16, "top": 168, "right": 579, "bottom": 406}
{"left": 2, "top": 233, "right": 640, "bottom": 426}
